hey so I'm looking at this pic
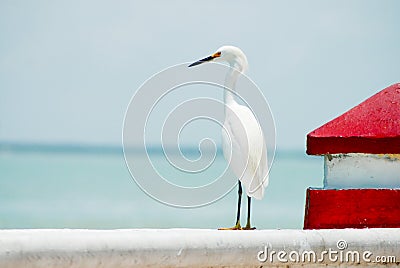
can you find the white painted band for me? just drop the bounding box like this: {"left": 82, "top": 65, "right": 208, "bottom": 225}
{"left": 324, "top": 153, "right": 400, "bottom": 189}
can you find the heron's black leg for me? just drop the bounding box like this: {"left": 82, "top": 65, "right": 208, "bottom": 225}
{"left": 246, "top": 196, "right": 251, "bottom": 227}
{"left": 243, "top": 196, "right": 256, "bottom": 230}
{"left": 235, "top": 181, "right": 243, "bottom": 228}
{"left": 218, "top": 180, "right": 242, "bottom": 230}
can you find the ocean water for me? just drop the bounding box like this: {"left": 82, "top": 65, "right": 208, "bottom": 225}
{"left": 0, "top": 146, "right": 322, "bottom": 229}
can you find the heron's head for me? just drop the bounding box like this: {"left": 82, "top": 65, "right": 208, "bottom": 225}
{"left": 188, "top": 45, "right": 248, "bottom": 73}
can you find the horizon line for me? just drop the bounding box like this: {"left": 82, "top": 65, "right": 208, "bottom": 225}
{"left": 0, "top": 142, "right": 306, "bottom": 155}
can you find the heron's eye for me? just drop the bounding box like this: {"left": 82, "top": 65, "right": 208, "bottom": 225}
{"left": 212, "top": 51, "right": 222, "bottom": 58}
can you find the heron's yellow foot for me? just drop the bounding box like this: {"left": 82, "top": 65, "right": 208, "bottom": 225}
{"left": 241, "top": 223, "right": 256, "bottom": 230}
{"left": 241, "top": 226, "right": 256, "bottom": 230}
{"left": 218, "top": 222, "right": 241, "bottom": 230}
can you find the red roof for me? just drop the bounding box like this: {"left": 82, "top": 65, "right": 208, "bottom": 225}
{"left": 307, "top": 83, "right": 400, "bottom": 155}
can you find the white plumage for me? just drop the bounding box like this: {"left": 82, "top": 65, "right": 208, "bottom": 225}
{"left": 222, "top": 101, "right": 269, "bottom": 200}
{"left": 189, "top": 45, "right": 269, "bottom": 229}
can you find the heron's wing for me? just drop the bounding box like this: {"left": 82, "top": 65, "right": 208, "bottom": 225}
{"left": 222, "top": 103, "right": 269, "bottom": 199}
{"left": 222, "top": 117, "right": 247, "bottom": 179}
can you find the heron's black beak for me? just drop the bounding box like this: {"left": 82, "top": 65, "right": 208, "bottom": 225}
{"left": 188, "top": 55, "right": 214, "bottom": 67}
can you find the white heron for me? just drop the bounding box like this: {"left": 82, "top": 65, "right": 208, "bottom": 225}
{"left": 189, "top": 46, "right": 269, "bottom": 230}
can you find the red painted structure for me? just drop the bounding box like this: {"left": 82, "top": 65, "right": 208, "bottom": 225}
{"left": 304, "top": 83, "right": 400, "bottom": 229}
{"left": 304, "top": 189, "right": 400, "bottom": 229}
{"left": 307, "top": 83, "right": 400, "bottom": 155}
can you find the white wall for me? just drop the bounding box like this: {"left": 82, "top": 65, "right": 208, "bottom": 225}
{"left": 0, "top": 228, "right": 399, "bottom": 267}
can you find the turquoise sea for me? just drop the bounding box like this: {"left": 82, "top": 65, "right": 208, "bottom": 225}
{"left": 0, "top": 145, "right": 322, "bottom": 230}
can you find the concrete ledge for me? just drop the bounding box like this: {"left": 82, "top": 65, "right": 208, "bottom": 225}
{"left": 0, "top": 228, "right": 399, "bottom": 267}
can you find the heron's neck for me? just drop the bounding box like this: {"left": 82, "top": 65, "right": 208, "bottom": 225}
{"left": 224, "top": 66, "right": 241, "bottom": 107}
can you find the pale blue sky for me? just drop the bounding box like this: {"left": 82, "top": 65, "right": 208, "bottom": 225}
{"left": 1, "top": 1, "right": 399, "bottom": 150}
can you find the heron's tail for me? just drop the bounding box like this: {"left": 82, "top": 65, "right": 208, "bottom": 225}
{"left": 247, "top": 173, "right": 269, "bottom": 200}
